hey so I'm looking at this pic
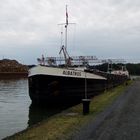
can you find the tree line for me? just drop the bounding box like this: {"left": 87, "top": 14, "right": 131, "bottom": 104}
{"left": 92, "top": 63, "right": 140, "bottom": 75}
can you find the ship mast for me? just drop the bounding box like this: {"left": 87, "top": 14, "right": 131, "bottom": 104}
{"left": 59, "top": 5, "right": 72, "bottom": 66}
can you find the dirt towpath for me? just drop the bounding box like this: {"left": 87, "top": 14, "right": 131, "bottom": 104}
{"left": 70, "top": 80, "right": 140, "bottom": 140}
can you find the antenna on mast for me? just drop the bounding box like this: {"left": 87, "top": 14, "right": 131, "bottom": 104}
{"left": 66, "top": 5, "right": 68, "bottom": 26}
{"left": 65, "top": 4, "right": 68, "bottom": 50}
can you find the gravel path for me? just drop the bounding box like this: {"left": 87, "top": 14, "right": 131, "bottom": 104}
{"left": 70, "top": 80, "right": 140, "bottom": 140}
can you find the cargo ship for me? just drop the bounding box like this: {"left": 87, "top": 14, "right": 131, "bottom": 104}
{"left": 28, "top": 6, "right": 128, "bottom": 104}
{"left": 28, "top": 65, "right": 107, "bottom": 103}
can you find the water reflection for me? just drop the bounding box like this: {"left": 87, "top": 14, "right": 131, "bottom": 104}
{"left": 28, "top": 101, "right": 80, "bottom": 127}
{"left": 28, "top": 103, "right": 60, "bottom": 127}
{"left": 0, "top": 78, "right": 31, "bottom": 139}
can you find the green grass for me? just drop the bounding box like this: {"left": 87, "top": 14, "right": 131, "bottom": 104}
{"left": 6, "top": 81, "right": 132, "bottom": 140}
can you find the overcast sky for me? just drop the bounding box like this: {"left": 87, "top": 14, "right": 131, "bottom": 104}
{"left": 0, "top": 0, "right": 140, "bottom": 64}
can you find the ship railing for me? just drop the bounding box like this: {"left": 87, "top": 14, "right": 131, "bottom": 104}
{"left": 37, "top": 56, "right": 126, "bottom": 66}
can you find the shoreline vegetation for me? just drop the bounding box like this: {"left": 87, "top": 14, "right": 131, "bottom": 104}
{"left": 4, "top": 80, "right": 132, "bottom": 140}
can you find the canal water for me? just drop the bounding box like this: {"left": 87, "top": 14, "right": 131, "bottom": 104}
{"left": 0, "top": 78, "right": 77, "bottom": 139}
{"left": 0, "top": 78, "right": 30, "bottom": 139}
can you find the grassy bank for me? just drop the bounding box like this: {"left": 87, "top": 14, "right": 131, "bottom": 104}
{"left": 5, "top": 81, "right": 132, "bottom": 140}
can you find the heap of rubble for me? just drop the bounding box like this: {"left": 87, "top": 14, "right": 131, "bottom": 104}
{"left": 0, "top": 59, "right": 28, "bottom": 73}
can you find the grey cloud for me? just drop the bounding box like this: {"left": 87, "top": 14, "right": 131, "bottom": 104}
{"left": 0, "top": 0, "right": 140, "bottom": 64}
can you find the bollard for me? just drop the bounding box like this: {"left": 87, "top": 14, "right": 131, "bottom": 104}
{"left": 82, "top": 99, "right": 91, "bottom": 115}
